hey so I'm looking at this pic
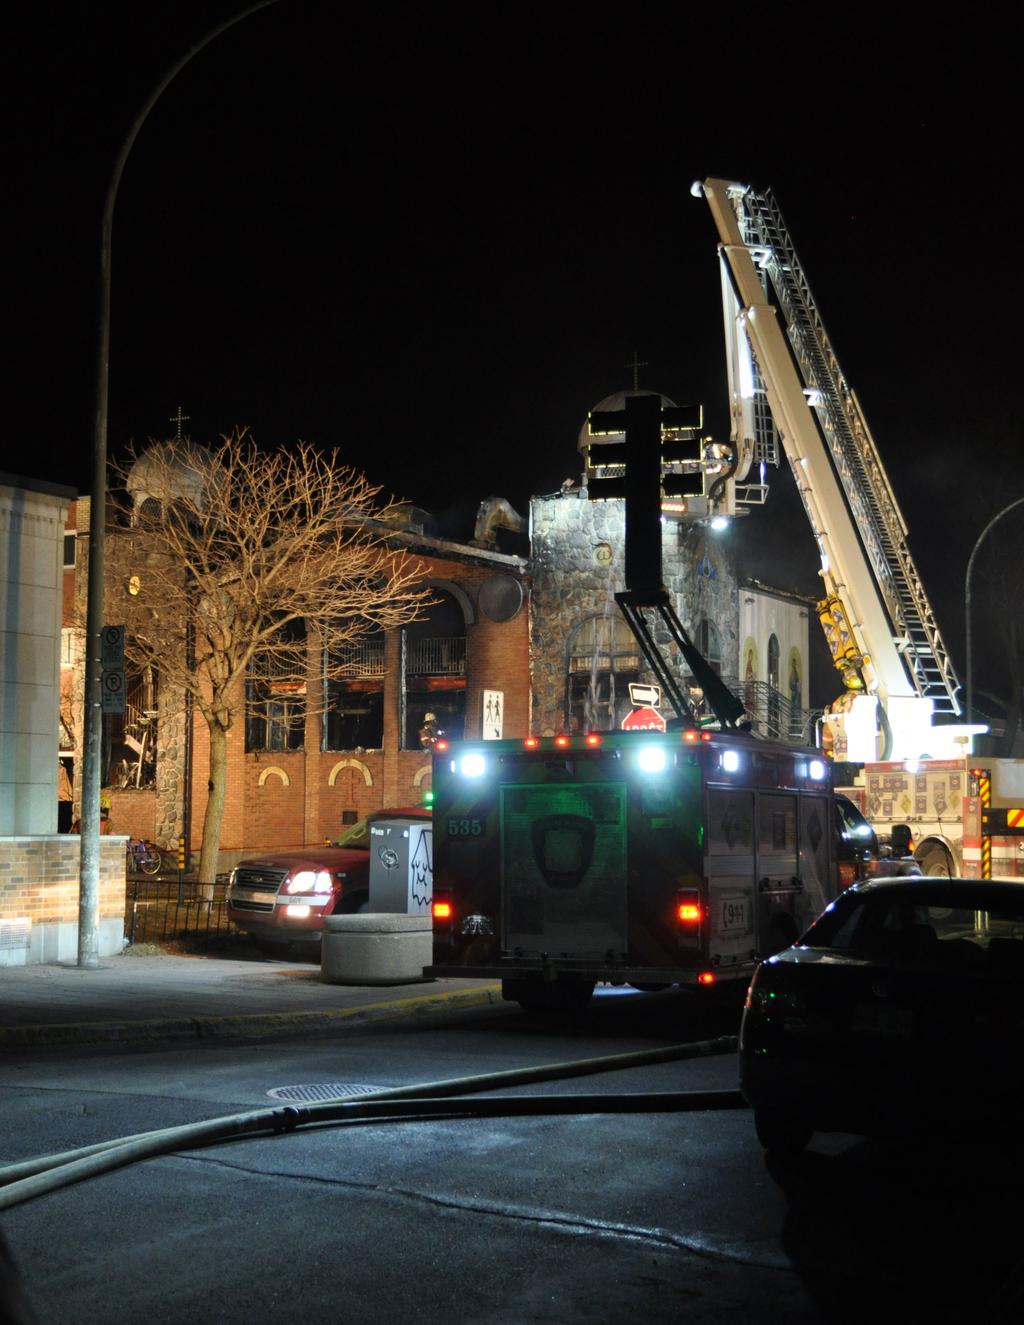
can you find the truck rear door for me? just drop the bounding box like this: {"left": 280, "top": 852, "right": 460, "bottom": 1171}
{"left": 501, "top": 782, "right": 628, "bottom": 959}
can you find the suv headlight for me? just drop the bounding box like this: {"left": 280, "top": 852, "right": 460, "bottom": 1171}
{"left": 287, "top": 869, "right": 333, "bottom": 895}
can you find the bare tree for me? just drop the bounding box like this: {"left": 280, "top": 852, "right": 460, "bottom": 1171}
{"left": 112, "top": 430, "right": 430, "bottom": 884}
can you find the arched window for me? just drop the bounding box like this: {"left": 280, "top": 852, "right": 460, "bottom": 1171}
{"left": 567, "top": 614, "right": 642, "bottom": 732}
{"left": 767, "top": 634, "right": 780, "bottom": 689}
{"left": 767, "top": 633, "right": 781, "bottom": 738}
{"left": 697, "top": 618, "right": 722, "bottom": 675}
{"left": 403, "top": 591, "right": 467, "bottom": 749}
{"left": 246, "top": 618, "right": 307, "bottom": 752}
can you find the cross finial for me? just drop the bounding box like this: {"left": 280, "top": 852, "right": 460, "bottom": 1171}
{"left": 169, "top": 405, "right": 190, "bottom": 440}
{"left": 625, "top": 352, "right": 648, "bottom": 391}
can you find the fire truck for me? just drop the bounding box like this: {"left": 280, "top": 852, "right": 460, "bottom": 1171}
{"left": 428, "top": 728, "right": 840, "bottom": 1009}
{"left": 694, "top": 179, "right": 1023, "bottom": 880}
{"left": 839, "top": 758, "right": 1024, "bottom": 881}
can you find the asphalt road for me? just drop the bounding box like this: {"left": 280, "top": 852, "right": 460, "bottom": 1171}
{"left": 1, "top": 990, "right": 1021, "bottom": 1324}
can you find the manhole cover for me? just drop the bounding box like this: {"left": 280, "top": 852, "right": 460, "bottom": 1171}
{"left": 267, "top": 1083, "right": 386, "bottom": 1102}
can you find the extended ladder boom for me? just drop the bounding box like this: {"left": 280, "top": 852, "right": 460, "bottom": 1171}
{"left": 697, "top": 178, "right": 961, "bottom": 720}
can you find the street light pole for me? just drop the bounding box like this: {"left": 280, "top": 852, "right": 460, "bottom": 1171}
{"left": 78, "top": 1, "right": 278, "bottom": 967}
{"left": 964, "top": 496, "right": 1024, "bottom": 730}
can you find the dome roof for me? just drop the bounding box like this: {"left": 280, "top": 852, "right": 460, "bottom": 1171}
{"left": 126, "top": 442, "right": 222, "bottom": 516}
{"left": 576, "top": 388, "right": 678, "bottom": 455}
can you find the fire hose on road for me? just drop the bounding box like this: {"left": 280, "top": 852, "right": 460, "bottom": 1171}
{"left": 0, "top": 1034, "right": 742, "bottom": 1210}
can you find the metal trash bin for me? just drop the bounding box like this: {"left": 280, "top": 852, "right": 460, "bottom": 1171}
{"left": 320, "top": 913, "right": 433, "bottom": 985}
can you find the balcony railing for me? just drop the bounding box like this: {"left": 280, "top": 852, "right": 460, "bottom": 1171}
{"left": 406, "top": 636, "right": 466, "bottom": 677}
{"left": 329, "top": 639, "right": 387, "bottom": 676}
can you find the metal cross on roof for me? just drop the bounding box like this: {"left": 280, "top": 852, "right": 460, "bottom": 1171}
{"left": 169, "top": 405, "right": 190, "bottom": 440}
{"left": 625, "top": 351, "right": 648, "bottom": 391}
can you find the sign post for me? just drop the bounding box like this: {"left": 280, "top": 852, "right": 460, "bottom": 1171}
{"left": 101, "top": 624, "right": 125, "bottom": 715}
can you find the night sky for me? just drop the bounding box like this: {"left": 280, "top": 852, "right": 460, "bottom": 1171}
{"left": 7, "top": 3, "right": 1022, "bottom": 713}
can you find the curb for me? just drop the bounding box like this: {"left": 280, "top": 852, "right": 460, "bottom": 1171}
{"left": 0, "top": 983, "right": 504, "bottom": 1049}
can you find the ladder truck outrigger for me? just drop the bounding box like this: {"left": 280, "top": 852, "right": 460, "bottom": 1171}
{"left": 694, "top": 178, "right": 1023, "bottom": 880}
{"left": 428, "top": 393, "right": 862, "bottom": 1012}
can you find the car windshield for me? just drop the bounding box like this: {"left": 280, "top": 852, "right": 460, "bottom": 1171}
{"left": 805, "top": 890, "right": 1024, "bottom": 971}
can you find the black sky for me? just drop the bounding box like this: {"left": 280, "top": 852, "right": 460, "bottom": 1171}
{"left": 7, "top": 2, "right": 1022, "bottom": 709}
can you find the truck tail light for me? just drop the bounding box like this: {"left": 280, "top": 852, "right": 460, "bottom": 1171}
{"left": 697, "top": 971, "right": 716, "bottom": 986}
{"left": 676, "top": 890, "right": 702, "bottom": 926}
{"left": 432, "top": 895, "right": 453, "bottom": 922}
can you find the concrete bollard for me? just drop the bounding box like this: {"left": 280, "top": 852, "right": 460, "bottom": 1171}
{"left": 321, "top": 913, "right": 434, "bottom": 986}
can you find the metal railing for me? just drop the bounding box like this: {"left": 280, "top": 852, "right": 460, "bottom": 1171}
{"left": 124, "top": 875, "right": 232, "bottom": 945}
{"left": 406, "top": 635, "right": 466, "bottom": 676}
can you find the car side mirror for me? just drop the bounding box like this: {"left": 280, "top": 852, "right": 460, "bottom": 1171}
{"left": 890, "top": 823, "right": 913, "bottom": 855}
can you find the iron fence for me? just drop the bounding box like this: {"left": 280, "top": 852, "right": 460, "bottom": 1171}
{"left": 124, "top": 875, "right": 233, "bottom": 945}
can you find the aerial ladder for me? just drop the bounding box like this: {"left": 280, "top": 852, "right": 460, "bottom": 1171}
{"left": 694, "top": 178, "right": 963, "bottom": 760}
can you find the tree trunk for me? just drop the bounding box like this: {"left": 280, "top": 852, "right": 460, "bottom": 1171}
{"left": 197, "top": 720, "right": 229, "bottom": 894}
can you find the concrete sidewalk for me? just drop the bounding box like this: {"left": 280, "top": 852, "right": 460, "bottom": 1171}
{"left": 0, "top": 953, "right": 501, "bottom": 1048}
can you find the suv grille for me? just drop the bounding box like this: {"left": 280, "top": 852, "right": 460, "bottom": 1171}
{"left": 232, "top": 866, "right": 287, "bottom": 894}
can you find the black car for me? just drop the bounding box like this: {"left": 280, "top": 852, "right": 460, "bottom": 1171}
{"left": 739, "top": 877, "right": 1024, "bottom": 1154}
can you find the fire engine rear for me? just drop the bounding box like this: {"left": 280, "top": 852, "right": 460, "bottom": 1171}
{"left": 427, "top": 729, "right": 836, "bottom": 1011}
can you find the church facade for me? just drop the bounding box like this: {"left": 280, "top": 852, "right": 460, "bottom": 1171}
{"left": 58, "top": 391, "right": 813, "bottom": 873}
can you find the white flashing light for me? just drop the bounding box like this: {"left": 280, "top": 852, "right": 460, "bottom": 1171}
{"left": 809, "top": 758, "right": 827, "bottom": 780}
{"left": 460, "top": 753, "right": 487, "bottom": 779}
{"left": 710, "top": 515, "right": 729, "bottom": 532}
{"left": 637, "top": 746, "right": 667, "bottom": 774}
{"left": 722, "top": 750, "right": 741, "bottom": 773}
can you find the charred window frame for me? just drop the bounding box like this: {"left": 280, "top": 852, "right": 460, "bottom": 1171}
{"left": 246, "top": 618, "right": 307, "bottom": 752}
{"left": 402, "top": 591, "right": 467, "bottom": 750}
{"left": 323, "top": 629, "right": 386, "bottom": 751}
{"left": 566, "top": 614, "right": 642, "bottom": 733}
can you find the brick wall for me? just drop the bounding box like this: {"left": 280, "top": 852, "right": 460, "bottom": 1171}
{"left": 0, "top": 837, "right": 126, "bottom": 931}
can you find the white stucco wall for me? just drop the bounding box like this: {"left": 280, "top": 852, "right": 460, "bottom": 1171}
{"left": 738, "top": 582, "right": 812, "bottom": 711}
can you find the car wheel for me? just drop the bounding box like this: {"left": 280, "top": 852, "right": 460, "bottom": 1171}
{"left": 753, "top": 1107, "right": 813, "bottom": 1156}
{"left": 337, "top": 892, "right": 370, "bottom": 915}
{"left": 917, "top": 844, "right": 955, "bottom": 877}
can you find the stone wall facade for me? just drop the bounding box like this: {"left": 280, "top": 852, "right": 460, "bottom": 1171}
{"left": 529, "top": 492, "right": 739, "bottom": 734}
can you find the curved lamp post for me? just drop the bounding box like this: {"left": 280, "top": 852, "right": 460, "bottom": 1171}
{"left": 964, "top": 496, "right": 1024, "bottom": 730}
{"left": 79, "top": 1, "right": 279, "bottom": 967}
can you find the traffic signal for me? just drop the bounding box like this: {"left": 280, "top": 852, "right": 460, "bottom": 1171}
{"left": 585, "top": 400, "right": 705, "bottom": 502}
{"left": 660, "top": 404, "right": 704, "bottom": 498}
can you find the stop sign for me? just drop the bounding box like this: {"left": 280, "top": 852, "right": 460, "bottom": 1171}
{"left": 621, "top": 706, "right": 666, "bottom": 732}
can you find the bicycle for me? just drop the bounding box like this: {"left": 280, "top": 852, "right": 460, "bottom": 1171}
{"left": 126, "top": 837, "right": 162, "bottom": 875}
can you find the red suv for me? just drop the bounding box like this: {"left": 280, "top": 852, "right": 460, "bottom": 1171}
{"left": 226, "top": 806, "right": 429, "bottom": 950}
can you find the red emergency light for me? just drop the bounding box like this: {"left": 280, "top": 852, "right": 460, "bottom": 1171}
{"left": 434, "top": 739, "right": 449, "bottom": 753}
{"left": 676, "top": 889, "right": 702, "bottom": 925}
{"left": 697, "top": 971, "right": 716, "bottom": 986}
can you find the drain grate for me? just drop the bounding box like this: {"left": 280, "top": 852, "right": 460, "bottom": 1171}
{"left": 267, "top": 1082, "right": 387, "bottom": 1102}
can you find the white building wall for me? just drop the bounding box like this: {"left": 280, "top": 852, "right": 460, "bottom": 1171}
{"left": 738, "top": 583, "right": 812, "bottom": 712}
{"left": 0, "top": 477, "right": 73, "bottom": 835}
